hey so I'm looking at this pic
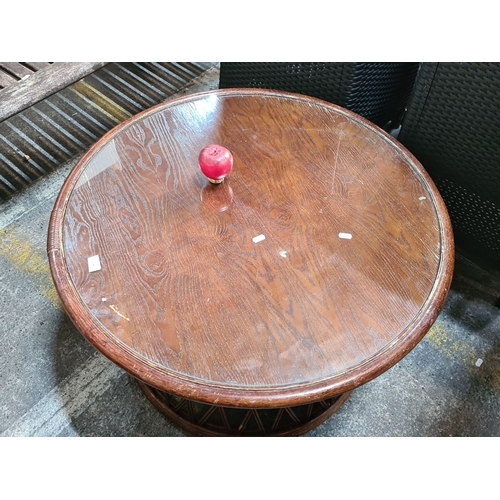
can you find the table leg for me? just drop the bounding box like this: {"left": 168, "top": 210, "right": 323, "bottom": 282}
{"left": 137, "top": 381, "right": 351, "bottom": 437}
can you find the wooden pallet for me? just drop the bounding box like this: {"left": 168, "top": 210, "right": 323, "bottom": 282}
{"left": 0, "top": 62, "right": 107, "bottom": 121}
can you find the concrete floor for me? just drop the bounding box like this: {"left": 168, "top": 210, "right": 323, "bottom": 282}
{"left": 1, "top": 69, "right": 499, "bottom": 438}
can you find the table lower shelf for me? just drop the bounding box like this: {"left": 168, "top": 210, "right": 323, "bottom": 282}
{"left": 137, "top": 381, "right": 351, "bottom": 437}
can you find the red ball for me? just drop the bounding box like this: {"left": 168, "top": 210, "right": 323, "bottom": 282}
{"left": 198, "top": 144, "right": 233, "bottom": 183}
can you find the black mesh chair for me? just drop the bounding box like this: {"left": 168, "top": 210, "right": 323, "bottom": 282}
{"left": 219, "top": 62, "right": 419, "bottom": 129}
{"left": 398, "top": 62, "right": 500, "bottom": 270}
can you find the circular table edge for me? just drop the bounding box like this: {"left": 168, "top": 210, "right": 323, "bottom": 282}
{"left": 47, "top": 88, "right": 455, "bottom": 408}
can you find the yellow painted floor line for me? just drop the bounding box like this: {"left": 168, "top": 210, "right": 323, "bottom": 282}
{"left": 71, "top": 81, "right": 132, "bottom": 123}
{"left": 0, "top": 226, "right": 62, "bottom": 310}
{"left": 425, "top": 324, "right": 476, "bottom": 365}
{"left": 425, "top": 323, "right": 500, "bottom": 390}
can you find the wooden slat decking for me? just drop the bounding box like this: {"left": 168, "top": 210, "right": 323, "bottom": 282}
{"left": 0, "top": 62, "right": 54, "bottom": 91}
{"left": 0, "top": 62, "right": 37, "bottom": 82}
{"left": 0, "top": 62, "right": 108, "bottom": 122}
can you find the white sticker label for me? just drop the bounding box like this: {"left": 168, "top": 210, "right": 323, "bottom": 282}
{"left": 338, "top": 233, "right": 352, "bottom": 240}
{"left": 88, "top": 255, "right": 101, "bottom": 273}
{"left": 252, "top": 234, "right": 266, "bottom": 243}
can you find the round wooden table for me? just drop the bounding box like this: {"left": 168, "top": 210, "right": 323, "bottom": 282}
{"left": 48, "top": 89, "right": 454, "bottom": 436}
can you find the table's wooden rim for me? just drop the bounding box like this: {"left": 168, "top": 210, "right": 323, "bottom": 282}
{"left": 47, "top": 88, "right": 455, "bottom": 408}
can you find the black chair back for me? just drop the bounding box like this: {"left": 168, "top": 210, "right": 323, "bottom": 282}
{"left": 219, "top": 62, "right": 419, "bottom": 129}
{"left": 399, "top": 62, "right": 500, "bottom": 270}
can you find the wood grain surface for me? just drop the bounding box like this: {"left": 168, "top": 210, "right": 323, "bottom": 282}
{"left": 48, "top": 89, "right": 454, "bottom": 407}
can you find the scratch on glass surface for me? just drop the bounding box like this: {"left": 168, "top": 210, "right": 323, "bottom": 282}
{"left": 330, "top": 130, "right": 343, "bottom": 195}
{"left": 109, "top": 304, "right": 130, "bottom": 321}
